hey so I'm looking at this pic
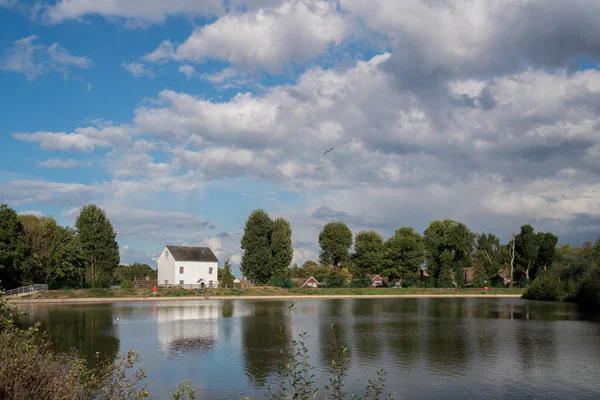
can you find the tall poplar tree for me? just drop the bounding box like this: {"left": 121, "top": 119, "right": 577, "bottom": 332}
{"left": 75, "top": 205, "right": 120, "bottom": 287}
{"left": 0, "top": 204, "right": 25, "bottom": 288}
{"left": 318, "top": 222, "right": 353, "bottom": 267}
{"left": 271, "top": 218, "right": 293, "bottom": 278}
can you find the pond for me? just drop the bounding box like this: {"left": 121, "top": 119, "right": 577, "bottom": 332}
{"left": 17, "top": 298, "right": 600, "bottom": 399}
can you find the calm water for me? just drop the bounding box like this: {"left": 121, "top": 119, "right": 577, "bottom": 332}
{"left": 18, "top": 298, "right": 600, "bottom": 399}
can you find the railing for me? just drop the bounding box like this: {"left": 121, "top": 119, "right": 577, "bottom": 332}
{"left": 156, "top": 282, "right": 253, "bottom": 290}
{"left": 2, "top": 284, "right": 48, "bottom": 297}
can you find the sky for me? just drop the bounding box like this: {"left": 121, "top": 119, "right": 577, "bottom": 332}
{"left": 1, "top": 0, "right": 600, "bottom": 276}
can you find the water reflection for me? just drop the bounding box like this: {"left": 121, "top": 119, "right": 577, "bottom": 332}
{"left": 16, "top": 298, "right": 600, "bottom": 399}
{"left": 18, "top": 304, "right": 119, "bottom": 367}
{"left": 240, "top": 301, "right": 291, "bottom": 386}
{"left": 156, "top": 304, "right": 219, "bottom": 355}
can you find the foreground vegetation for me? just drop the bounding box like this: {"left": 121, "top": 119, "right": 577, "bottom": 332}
{"left": 18, "top": 286, "right": 525, "bottom": 300}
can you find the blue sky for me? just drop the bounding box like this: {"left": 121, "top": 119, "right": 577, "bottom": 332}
{"left": 2, "top": 0, "right": 600, "bottom": 275}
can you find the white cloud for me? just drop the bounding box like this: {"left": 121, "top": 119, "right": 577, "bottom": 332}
{"left": 0, "top": 35, "right": 91, "bottom": 80}
{"left": 41, "top": 0, "right": 224, "bottom": 25}
{"left": 145, "top": 0, "right": 347, "bottom": 72}
{"left": 122, "top": 62, "right": 154, "bottom": 78}
{"left": 200, "top": 67, "right": 251, "bottom": 89}
{"left": 18, "top": 210, "right": 43, "bottom": 217}
{"left": 38, "top": 158, "right": 81, "bottom": 168}
{"left": 13, "top": 122, "right": 137, "bottom": 152}
{"left": 178, "top": 64, "right": 195, "bottom": 79}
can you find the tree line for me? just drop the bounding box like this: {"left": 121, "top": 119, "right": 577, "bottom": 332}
{"left": 0, "top": 203, "right": 121, "bottom": 289}
{"left": 240, "top": 209, "right": 600, "bottom": 306}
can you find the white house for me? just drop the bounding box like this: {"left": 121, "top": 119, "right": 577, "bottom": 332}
{"left": 157, "top": 245, "right": 219, "bottom": 287}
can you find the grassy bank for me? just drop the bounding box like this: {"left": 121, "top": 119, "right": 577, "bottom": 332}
{"left": 16, "top": 286, "right": 525, "bottom": 300}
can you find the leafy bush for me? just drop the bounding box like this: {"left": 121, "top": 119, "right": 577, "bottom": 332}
{"left": 120, "top": 280, "right": 133, "bottom": 289}
{"left": 349, "top": 277, "right": 371, "bottom": 288}
{"left": 325, "top": 273, "right": 345, "bottom": 288}
{"left": 576, "top": 265, "right": 600, "bottom": 309}
{"left": 523, "top": 270, "right": 564, "bottom": 301}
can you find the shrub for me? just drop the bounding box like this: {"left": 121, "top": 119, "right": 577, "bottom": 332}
{"left": 121, "top": 280, "right": 133, "bottom": 289}
{"left": 349, "top": 277, "right": 370, "bottom": 288}
{"left": 325, "top": 273, "right": 345, "bottom": 288}
{"left": 523, "top": 270, "right": 565, "bottom": 302}
{"left": 576, "top": 265, "right": 600, "bottom": 309}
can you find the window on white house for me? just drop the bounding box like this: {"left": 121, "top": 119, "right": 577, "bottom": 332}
{"left": 179, "top": 280, "right": 184, "bottom": 285}
{"left": 209, "top": 267, "right": 213, "bottom": 274}
{"left": 209, "top": 280, "right": 213, "bottom": 288}
{"left": 164, "top": 280, "right": 168, "bottom": 285}
{"left": 180, "top": 266, "right": 184, "bottom": 274}
{"left": 165, "top": 250, "right": 169, "bottom": 260}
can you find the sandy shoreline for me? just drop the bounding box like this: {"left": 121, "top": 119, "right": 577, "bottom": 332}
{"left": 9, "top": 294, "right": 523, "bottom": 304}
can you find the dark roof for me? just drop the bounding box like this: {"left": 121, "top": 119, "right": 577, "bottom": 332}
{"left": 166, "top": 246, "right": 218, "bottom": 262}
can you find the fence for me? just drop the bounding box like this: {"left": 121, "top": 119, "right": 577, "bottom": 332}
{"left": 2, "top": 284, "right": 48, "bottom": 297}
{"left": 156, "top": 282, "right": 254, "bottom": 290}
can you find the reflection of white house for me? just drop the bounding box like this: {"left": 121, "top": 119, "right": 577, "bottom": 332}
{"left": 157, "top": 246, "right": 218, "bottom": 287}
{"left": 156, "top": 304, "right": 220, "bottom": 352}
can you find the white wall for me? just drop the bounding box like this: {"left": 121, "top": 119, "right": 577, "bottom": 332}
{"left": 157, "top": 247, "right": 175, "bottom": 285}
{"left": 174, "top": 261, "right": 218, "bottom": 286}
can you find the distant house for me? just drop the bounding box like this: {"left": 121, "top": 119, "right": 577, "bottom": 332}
{"left": 420, "top": 269, "right": 429, "bottom": 281}
{"left": 157, "top": 246, "right": 218, "bottom": 287}
{"left": 293, "top": 276, "right": 321, "bottom": 288}
{"left": 366, "top": 274, "right": 388, "bottom": 288}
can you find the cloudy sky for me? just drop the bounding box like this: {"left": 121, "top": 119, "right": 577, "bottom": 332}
{"left": 1, "top": 0, "right": 600, "bottom": 274}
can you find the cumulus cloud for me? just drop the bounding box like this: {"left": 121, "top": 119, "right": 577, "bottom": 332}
{"left": 13, "top": 122, "right": 137, "bottom": 152}
{"left": 41, "top": 0, "right": 224, "bottom": 25}
{"left": 178, "top": 64, "right": 195, "bottom": 79}
{"left": 0, "top": 35, "right": 91, "bottom": 80}
{"left": 145, "top": 0, "right": 346, "bottom": 72}
{"left": 122, "top": 62, "right": 154, "bottom": 78}
{"left": 38, "top": 158, "right": 81, "bottom": 168}
{"left": 7, "top": 0, "right": 600, "bottom": 261}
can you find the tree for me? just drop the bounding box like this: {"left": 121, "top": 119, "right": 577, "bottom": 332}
{"left": 318, "top": 222, "right": 352, "bottom": 267}
{"left": 220, "top": 258, "right": 235, "bottom": 286}
{"left": 533, "top": 232, "right": 558, "bottom": 279}
{"left": 352, "top": 230, "right": 384, "bottom": 276}
{"left": 383, "top": 227, "right": 425, "bottom": 282}
{"left": 514, "top": 224, "right": 539, "bottom": 281}
{"left": 75, "top": 205, "right": 120, "bottom": 287}
{"left": 0, "top": 204, "right": 26, "bottom": 288}
{"left": 423, "top": 219, "right": 475, "bottom": 287}
{"left": 114, "top": 263, "right": 156, "bottom": 283}
{"left": 240, "top": 210, "right": 274, "bottom": 284}
{"left": 271, "top": 218, "right": 293, "bottom": 278}
{"left": 472, "top": 233, "right": 504, "bottom": 283}
{"left": 438, "top": 250, "right": 455, "bottom": 288}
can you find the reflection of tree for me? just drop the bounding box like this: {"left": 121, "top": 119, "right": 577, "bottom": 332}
{"left": 516, "top": 306, "right": 557, "bottom": 376}
{"left": 221, "top": 301, "right": 235, "bottom": 342}
{"left": 240, "top": 301, "right": 290, "bottom": 387}
{"left": 424, "top": 298, "right": 470, "bottom": 375}
{"left": 386, "top": 299, "right": 421, "bottom": 367}
{"left": 222, "top": 301, "right": 234, "bottom": 318}
{"left": 317, "top": 300, "right": 350, "bottom": 368}
{"left": 21, "top": 305, "right": 119, "bottom": 367}
{"left": 352, "top": 299, "right": 384, "bottom": 363}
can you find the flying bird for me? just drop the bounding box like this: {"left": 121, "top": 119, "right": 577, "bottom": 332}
{"left": 323, "top": 147, "right": 334, "bottom": 155}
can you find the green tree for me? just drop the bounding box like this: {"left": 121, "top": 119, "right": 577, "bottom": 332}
{"left": 352, "top": 230, "right": 384, "bottom": 276}
{"left": 438, "top": 250, "right": 455, "bottom": 288}
{"left": 271, "top": 218, "right": 293, "bottom": 278}
{"left": 472, "top": 233, "right": 504, "bottom": 283}
{"left": 423, "top": 219, "right": 475, "bottom": 287}
{"left": 533, "top": 231, "right": 558, "bottom": 279}
{"left": 0, "top": 204, "right": 26, "bottom": 288}
{"left": 74, "top": 205, "right": 120, "bottom": 288}
{"left": 240, "top": 209, "right": 274, "bottom": 284}
{"left": 514, "top": 224, "right": 539, "bottom": 281}
{"left": 383, "top": 227, "right": 425, "bottom": 282}
{"left": 318, "top": 222, "right": 352, "bottom": 267}
{"left": 114, "top": 263, "right": 156, "bottom": 283}
{"left": 220, "top": 258, "right": 235, "bottom": 286}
